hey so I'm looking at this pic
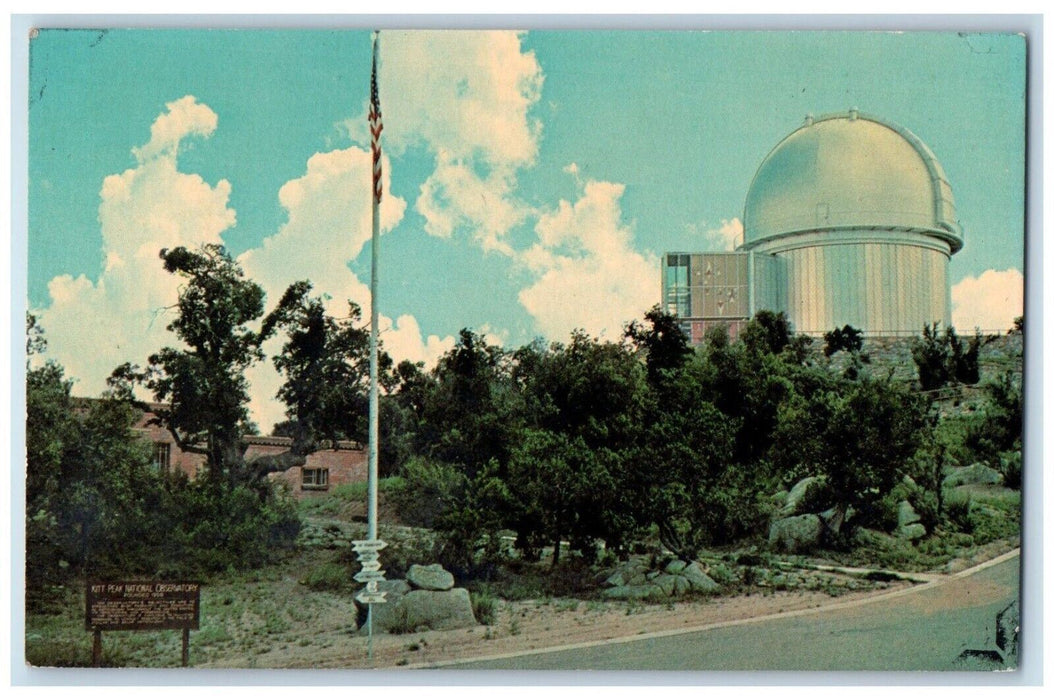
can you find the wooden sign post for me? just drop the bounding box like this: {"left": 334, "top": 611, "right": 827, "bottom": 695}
{"left": 85, "top": 581, "right": 201, "bottom": 667}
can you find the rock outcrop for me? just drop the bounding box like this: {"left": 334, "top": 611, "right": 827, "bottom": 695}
{"left": 406, "top": 563, "right": 455, "bottom": 591}
{"left": 943, "top": 463, "right": 1003, "bottom": 489}
{"left": 356, "top": 563, "right": 476, "bottom": 634}
{"left": 768, "top": 513, "right": 824, "bottom": 553}
{"left": 601, "top": 557, "right": 721, "bottom": 599}
{"left": 780, "top": 476, "right": 825, "bottom": 517}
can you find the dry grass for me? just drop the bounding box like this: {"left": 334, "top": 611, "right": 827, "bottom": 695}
{"left": 24, "top": 540, "right": 963, "bottom": 670}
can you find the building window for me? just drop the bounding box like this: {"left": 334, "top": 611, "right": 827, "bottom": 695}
{"left": 154, "top": 442, "right": 171, "bottom": 472}
{"left": 665, "top": 254, "right": 691, "bottom": 317}
{"left": 302, "top": 468, "right": 330, "bottom": 490}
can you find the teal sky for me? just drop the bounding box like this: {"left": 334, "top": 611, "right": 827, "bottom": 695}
{"left": 26, "top": 28, "right": 1027, "bottom": 427}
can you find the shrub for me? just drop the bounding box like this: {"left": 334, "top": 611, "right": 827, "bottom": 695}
{"left": 300, "top": 561, "right": 351, "bottom": 591}
{"left": 823, "top": 325, "right": 864, "bottom": 357}
{"left": 389, "top": 457, "right": 465, "bottom": 529}
{"left": 470, "top": 588, "right": 498, "bottom": 626}
{"left": 386, "top": 606, "right": 415, "bottom": 635}
{"left": 910, "top": 324, "right": 983, "bottom": 390}
{"left": 707, "top": 563, "right": 739, "bottom": 586}
{"left": 998, "top": 450, "right": 1022, "bottom": 490}
{"left": 911, "top": 323, "right": 951, "bottom": 391}
{"left": 167, "top": 482, "right": 301, "bottom": 576}
{"left": 964, "top": 372, "right": 1023, "bottom": 466}
{"left": 910, "top": 487, "right": 941, "bottom": 535}
{"left": 543, "top": 557, "right": 600, "bottom": 598}
{"left": 853, "top": 490, "right": 901, "bottom": 533}
{"left": 328, "top": 476, "right": 406, "bottom": 502}
{"left": 26, "top": 353, "right": 303, "bottom": 589}
{"left": 951, "top": 330, "right": 982, "bottom": 386}
{"left": 377, "top": 533, "right": 439, "bottom": 581}
{"left": 945, "top": 493, "right": 973, "bottom": 533}
{"left": 795, "top": 477, "right": 835, "bottom": 515}
{"left": 742, "top": 310, "right": 793, "bottom": 356}
{"left": 773, "top": 376, "right": 930, "bottom": 532}
{"left": 968, "top": 494, "right": 1021, "bottom": 544}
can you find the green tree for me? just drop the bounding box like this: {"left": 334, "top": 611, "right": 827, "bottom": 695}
{"left": 965, "top": 370, "right": 1023, "bottom": 465}
{"left": 26, "top": 360, "right": 77, "bottom": 590}
{"left": 507, "top": 331, "right": 646, "bottom": 562}
{"left": 911, "top": 323, "right": 951, "bottom": 391}
{"left": 823, "top": 324, "right": 864, "bottom": 357}
{"left": 389, "top": 330, "right": 522, "bottom": 571}
{"left": 697, "top": 323, "right": 795, "bottom": 467}
{"left": 947, "top": 327, "right": 982, "bottom": 386}
{"left": 631, "top": 359, "right": 742, "bottom": 559}
{"left": 624, "top": 304, "right": 693, "bottom": 384}
{"left": 623, "top": 310, "right": 799, "bottom": 556}
{"left": 112, "top": 245, "right": 371, "bottom": 491}
{"left": 908, "top": 411, "right": 949, "bottom": 534}
{"left": 26, "top": 312, "right": 47, "bottom": 361}
{"left": 26, "top": 356, "right": 167, "bottom": 588}
{"left": 26, "top": 317, "right": 156, "bottom": 588}
{"left": 773, "top": 376, "right": 929, "bottom": 533}
{"left": 910, "top": 323, "right": 981, "bottom": 390}
{"left": 110, "top": 245, "right": 269, "bottom": 490}
{"left": 265, "top": 281, "right": 390, "bottom": 462}
{"left": 418, "top": 329, "right": 519, "bottom": 478}
{"left": 378, "top": 359, "right": 433, "bottom": 476}
{"left": 741, "top": 310, "right": 793, "bottom": 357}
{"left": 27, "top": 313, "right": 301, "bottom": 594}
{"left": 507, "top": 430, "right": 625, "bottom": 566}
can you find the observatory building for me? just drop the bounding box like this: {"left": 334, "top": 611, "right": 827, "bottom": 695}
{"left": 664, "top": 110, "right": 963, "bottom": 343}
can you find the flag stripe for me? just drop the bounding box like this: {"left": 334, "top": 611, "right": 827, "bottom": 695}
{"left": 369, "top": 37, "right": 383, "bottom": 203}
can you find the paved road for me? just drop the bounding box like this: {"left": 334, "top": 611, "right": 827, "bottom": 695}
{"left": 446, "top": 552, "right": 1020, "bottom": 671}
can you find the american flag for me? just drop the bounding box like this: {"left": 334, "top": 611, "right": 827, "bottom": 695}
{"left": 369, "top": 33, "right": 383, "bottom": 204}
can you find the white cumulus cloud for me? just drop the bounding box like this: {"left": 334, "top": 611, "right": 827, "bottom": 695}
{"left": 238, "top": 146, "right": 405, "bottom": 321}
{"left": 415, "top": 153, "right": 525, "bottom": 254}
{"left": 347, "top": 31, "right": 544, "bottom": 255}
{"left": 34, "top": 96, "right": 232, "bottom": 394}
{"left": 518, "top": 179, "right": 659, "bottom": 342}
{"left": 131, "top": 95, "right": 218, "bottom": 162}
{"left": 238, "top": 144, "right": 408, "bottom": 432}
{"left": 951, "top": 268, "right": 1024, "bottom": 333}
{"left": 35, "top": 96, "right": 456, "bottom": 435}
{"left": 382, "top": 315, "right": 458, "bottom": 368}
{"left": 688, "top": 217, "right": 743, "bottom": 251}
{"left": 373, "top": 30, "right": 543, "bottom": 166}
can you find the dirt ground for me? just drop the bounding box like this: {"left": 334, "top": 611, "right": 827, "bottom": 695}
{"left": 24, "top": 539, "right": 1019, "bottom": 671}
{"left": 197, "top": 579, "right": 911, "bottom": 670}
{"left": 195, "top": 537, "right": 1020, "bottom": 671}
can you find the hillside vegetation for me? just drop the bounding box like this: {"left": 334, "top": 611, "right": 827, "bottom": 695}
{"left": 25, "top": 262, "right": 1024, "bottom": 666}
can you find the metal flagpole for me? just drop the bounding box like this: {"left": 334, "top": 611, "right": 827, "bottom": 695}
{"left": 366, "top": 29, "right": 382, "bottom": 662}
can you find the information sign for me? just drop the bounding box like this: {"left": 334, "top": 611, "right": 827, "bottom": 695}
{"left": 85, "top": 581, "right": 200, "bottom": 667}
{"left": 352, "top": 539, "right": 387, "bottom": 552}
{"left": 354, "top": 570, "right": 386, "bottom": 583}
{"left": 86, "top": 581, "right": 200, "bottom": 632}
{"left": 356, "top": 591, "right": 388, "bottom": 605}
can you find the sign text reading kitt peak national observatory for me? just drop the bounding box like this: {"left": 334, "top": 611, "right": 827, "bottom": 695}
{"left": 85, "top": 581, "right": 201, "bottom": 631}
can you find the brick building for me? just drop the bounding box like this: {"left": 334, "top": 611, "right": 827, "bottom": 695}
{"left": 132, "top": 404, "right": 367, "bottom": 497}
